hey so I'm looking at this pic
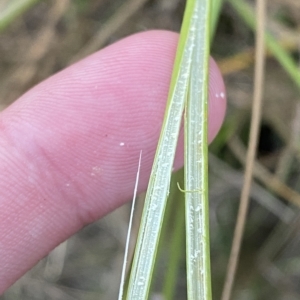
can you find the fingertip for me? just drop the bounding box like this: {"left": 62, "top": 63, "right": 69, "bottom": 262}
{"left": 208, "top": 57, "right": 226, "bottom": 143}
{"left": 0, "top": 30, "right": 226, "bottom": 293}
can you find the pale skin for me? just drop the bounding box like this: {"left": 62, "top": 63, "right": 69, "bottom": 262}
{"left": 0, "top": 30, "right": 226, "bottom": 294}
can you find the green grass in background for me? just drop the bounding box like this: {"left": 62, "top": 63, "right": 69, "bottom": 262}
{"left": 1, "top": 0, "right": 300, "bottom": 299}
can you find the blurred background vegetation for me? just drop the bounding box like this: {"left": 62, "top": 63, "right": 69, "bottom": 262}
{"left": 1, "top": 0, "right": 300, "bottom": 299}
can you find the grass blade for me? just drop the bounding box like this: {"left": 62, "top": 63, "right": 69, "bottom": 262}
{"left": 126, "top": 0, "right": 214, "bottom": 298}
{"left": 210, "top": 0, "right": 224, "bottom": 41}
{"left": 228, "top": 0, "right": 300, "bottom": 91}
{"left": 221, "top": 1, "right": 266, "bottom": 299}
{"left": 118, "top": 151, "right": 142, "bottom": 300}
{"left": 126, "top": 1, "right": 199, "bottom": 299}
{"left": 162, "top": 170, "right": 185, "bottom": 300}
{"left": 0, "top": 0, "right": 40, "bottom": 33}
{"left": 184, "top": 0, "right": 212, "bottom": 299}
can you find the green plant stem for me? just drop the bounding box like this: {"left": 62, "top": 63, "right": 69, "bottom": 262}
{"left": 184, "top": 0, "right": 212, "bottom": 299}
{"left": 228, "top": 0, "right": 300, "bottom": 91}
{"left": 0, "top": 0, "right": 40, "bottom": 32}
{"left": 126, "top": 0, "right": 217, "bottom": 298}
{"left": 162, "top": 170, "right": 186, "bottom": 300}
{"left": 210, "top": 0, "right": 224, "bottom": 41}
{"left": 162, "top": 1, "right": 222, "bottom": 298}
{"left": 126, "top": 1, "right": 198, "bottom": 299}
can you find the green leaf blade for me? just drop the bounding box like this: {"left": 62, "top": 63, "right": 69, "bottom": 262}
{"left": 0, "top": 0, "right": 40, "bottom": 33}
{"left": 184, "top": 0, "right": 212, "bottom": 299}
{"left": 228, "top": 0, "right": 300, "bottom": 91}
{"left": 126, "top": 2, "right": 200, "bottom": 299}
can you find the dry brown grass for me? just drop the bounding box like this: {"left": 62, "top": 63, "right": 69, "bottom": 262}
{"left": 1, "top": 0, "right": 300, "bottom": 299}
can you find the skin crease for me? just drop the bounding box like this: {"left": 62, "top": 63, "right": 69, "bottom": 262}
{"left": 0, "top": 30, "right": 226, "bottom": 294}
